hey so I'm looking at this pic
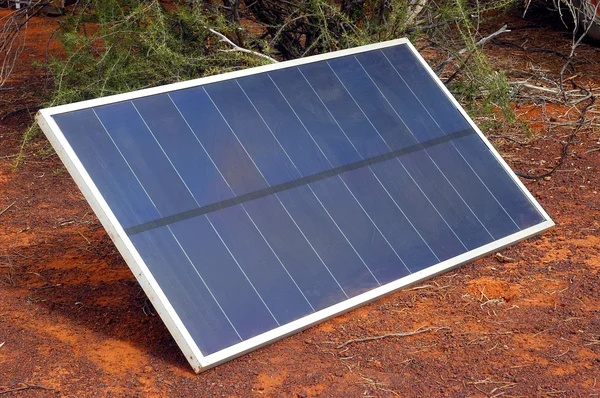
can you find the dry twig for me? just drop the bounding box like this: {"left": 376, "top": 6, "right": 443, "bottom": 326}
{"left": 442, "top": 24, "right": 511, "bottom": 67}
{"left": 205, "top": 27, "right": 278, "bottom": 63}
{"left": 0, "top": 381, "right": 54, "bottom": 395}
{"left": 495, "top": 252, "right": 517, "bottom": 263}
{"left": 359, "top": 375, "right": 400, "bottom": 396}
{"left": 336, "top": 326, "right": 450, "bottom": 348}
{"left": 406, "top": 0, "right": 426, "bottom": 26}
{"left": 0, "top": 1, "right": 49, "bottom": 87}
{"left": 0, "top": 201, "right": 16, "bottom": 218}
{"left": 488, "top": 134, "right": 529, "bottom": 146}
{"left": 403, "top": 284, "right": 433, "bottom": 291}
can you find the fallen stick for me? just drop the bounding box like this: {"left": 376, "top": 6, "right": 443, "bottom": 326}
{"left": 0, "top": 201, "right": 15, "bottom": 218}
{"left": 336, "top": 326, "right": 450, "bottom": 348}
{"left": 512, "top": 82, "right": 561, "bottom": 94}
{"left": 488, "top": 135, "right": 529, "bottom": 146}
{"left": 495, "top": 252, "right": 517, "bottom": 263}
{"left": 0, "top": 382, "right": 54, "bottom": 395}
{"left": 403, "top": 284, "right": 432, "bottom": 291}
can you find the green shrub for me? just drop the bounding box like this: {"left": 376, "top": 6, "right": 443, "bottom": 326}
{"left": 40, "top": 0, "right": 520, "bottom": 126}
{"left": 48, "top": 0, "right": 271, "bottom": 106}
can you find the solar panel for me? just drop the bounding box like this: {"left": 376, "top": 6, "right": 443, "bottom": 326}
{"left": 36, "top": 39, "right": 553, "bottom": 372}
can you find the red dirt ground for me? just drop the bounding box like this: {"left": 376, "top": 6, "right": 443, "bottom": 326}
{"left": 1, "top": 6, "right": 599, "bottom": 397}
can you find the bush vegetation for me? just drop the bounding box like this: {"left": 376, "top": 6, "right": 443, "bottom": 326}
{"left": 7, "top": 0, "right": 525, "bottom": 157}
{"left": 46, "top": 1, "right": 518, "bottom": 109}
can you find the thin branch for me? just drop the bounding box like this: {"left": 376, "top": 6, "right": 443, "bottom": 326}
{"left": 438, "top": 24, "right": 511, "bottom": 78}
{"left": 0, "top": 1, "right": 50, "bottom": 86}
{"left": 459, "top": 24, "right": 511, "bottom": 56}
{"left": 515, "top": 82, "right": 596, "bottom": 180}
{"left": 511, "top": 82, "right": 561, "bottom": 94}
{"left": 406, "top": 0, "right": 426, "bottom": 26}
{"left": 205, "top": 27, "right": 278, "bottom": 63}
{"left": 0, "top": 201, "right": 16, "bottom": 217}
{"left": 336, "top": 326, "right": 450, "bottom": 348}
{"left": 1, "top": 105, "right": 42, "bottom": 120}
{"left": 0, "top": 382, "right": 54, "bottom": 395}
{"left": 405, "top": 14, "right": 479, "bottom": 35}
{"left": 488, "top": 134, "right": 528, "bottom": 146}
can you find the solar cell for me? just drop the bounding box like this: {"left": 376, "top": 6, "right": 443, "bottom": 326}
{"left": 36, "top": 39, "right": 553, "bottom": 372}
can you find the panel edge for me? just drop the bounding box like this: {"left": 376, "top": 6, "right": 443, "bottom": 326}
{"left": 401, "top": 40, "right": 555, "bottom": 225}
{"left": 35, "top": 109, "right": 208, "bottom": 373}
{"left": 40, "top": 38, "right": 412, "bottom": 117}
{"left": 198, "top": 220, "right": 553, "bottom": 371}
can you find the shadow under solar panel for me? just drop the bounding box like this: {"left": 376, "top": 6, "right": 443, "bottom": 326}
{"left": 36, "top": 38, "right": 553, "bottom": 372}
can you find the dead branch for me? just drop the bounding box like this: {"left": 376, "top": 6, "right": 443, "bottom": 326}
{"left": 446, "top": 24, "right": 511, "bottom": 65}
{"left": 205, "top": 27, "right": 278, "bottom": 63}
{"left": 495, "top": 252, "right": 517, "bottom": 263}
{"left": 0, "top": 201, "right": 15, "bottom": 217}
{"left": 0, "top": 1, "right": 49, "bottom": 87}
{"left": 1, "top": 105, "right": 42, "bottom": 120}
{"left": 439, "top": 24, "right": 511, "bottom": 80}
{"left": 511, "top": 81, "right": 561, "bottom": 94}
{"left": 515, "top": 82, "right": 595, "bottom": 179}
{"left": 336, "top": 326, "right": 450, "bottom": 348}
{"left": 462, "top": 24, "right": 511, "bottom": 55}
{"left": 0, "top": 382, "right": 54, "bottom": 395}
{"left": 1, "top": 255, "right": 17, "bottom": 287}
{"left": 406, "top": 0, "right": 426, "bottom": 26}
{"left": 488, "top": 134, "right": 529, "bottom": 146}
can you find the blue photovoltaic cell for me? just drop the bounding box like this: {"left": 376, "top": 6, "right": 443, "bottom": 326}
{"left": 50, "top": 42, "right": 547, "bottom": 358}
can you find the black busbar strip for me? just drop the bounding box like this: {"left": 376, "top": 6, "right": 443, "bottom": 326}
{"left": 124, "top": 128, "right": 476, "bottom": 236}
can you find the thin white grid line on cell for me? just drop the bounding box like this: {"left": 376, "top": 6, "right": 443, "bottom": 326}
{"left": 273, "top": 192, "right": 350, "bottom": 299}
{"left": 353, "top": 55, "right": 495, "bottom": 241}
{"left": 235, "top": 80, "right": 304, "bottom": 176}
{"left": 267, "top": 74, "right": 413, "bottom": 273}
{"left": 267, "top": 75, "right": 413, "bottom": 275}
{"left": 297, "top": 67, "right": 440, "bottom": 261}
{"left": 130, "top": 102, "right": 199, "bottom": 206}
{"left": 325, "top": 61, "right": 469, "bottom": 252}
{"left": 90, "top": 108, "right": 243, "bottom": 341}
{"left": 355, "top": 54, "right": 495, "bottom": 239}
{"left": 295, "top": 69, "right": 359, "bottom": 157}
{"left": 235, "top": 79, "right": 381, "bottom": 286}
{"left": 202, "top": 87, "right": 271, "bottom": 184}
{"left": 201, "top": 87, "right": 349, "bottom": 299}
{"left": 379, "top": 50, "right": 521, "bottom": 231}
{"left": 166, "top": 93, "right": 316, "bottom": 313}
{"left": 284, "top": 69, "right": 415, "bottom": 274}
{"left": 298, "top": 68, "right": 440, "bottom": 262}
{"left": 295, "top": 67, "right": 440, "bottom": 267}
{"left": 428, "top": 151, "right": 494, "bottom": 238}
{"left": 130, "top": 101, "right": 280, "bottom": 326}
{"left": 234, "top": 203, "right": 316, "bottom": 312}
{"left": 205, "top": 215, "right": 282, "bottom": 326}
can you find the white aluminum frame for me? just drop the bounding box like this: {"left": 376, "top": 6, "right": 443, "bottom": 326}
{"left": 36, "top": 38, "right": 554, "bottom": 373}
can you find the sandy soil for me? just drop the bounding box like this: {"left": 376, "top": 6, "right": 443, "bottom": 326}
{"left": 0, "top": 5, "right": 599, "bottom": 397}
